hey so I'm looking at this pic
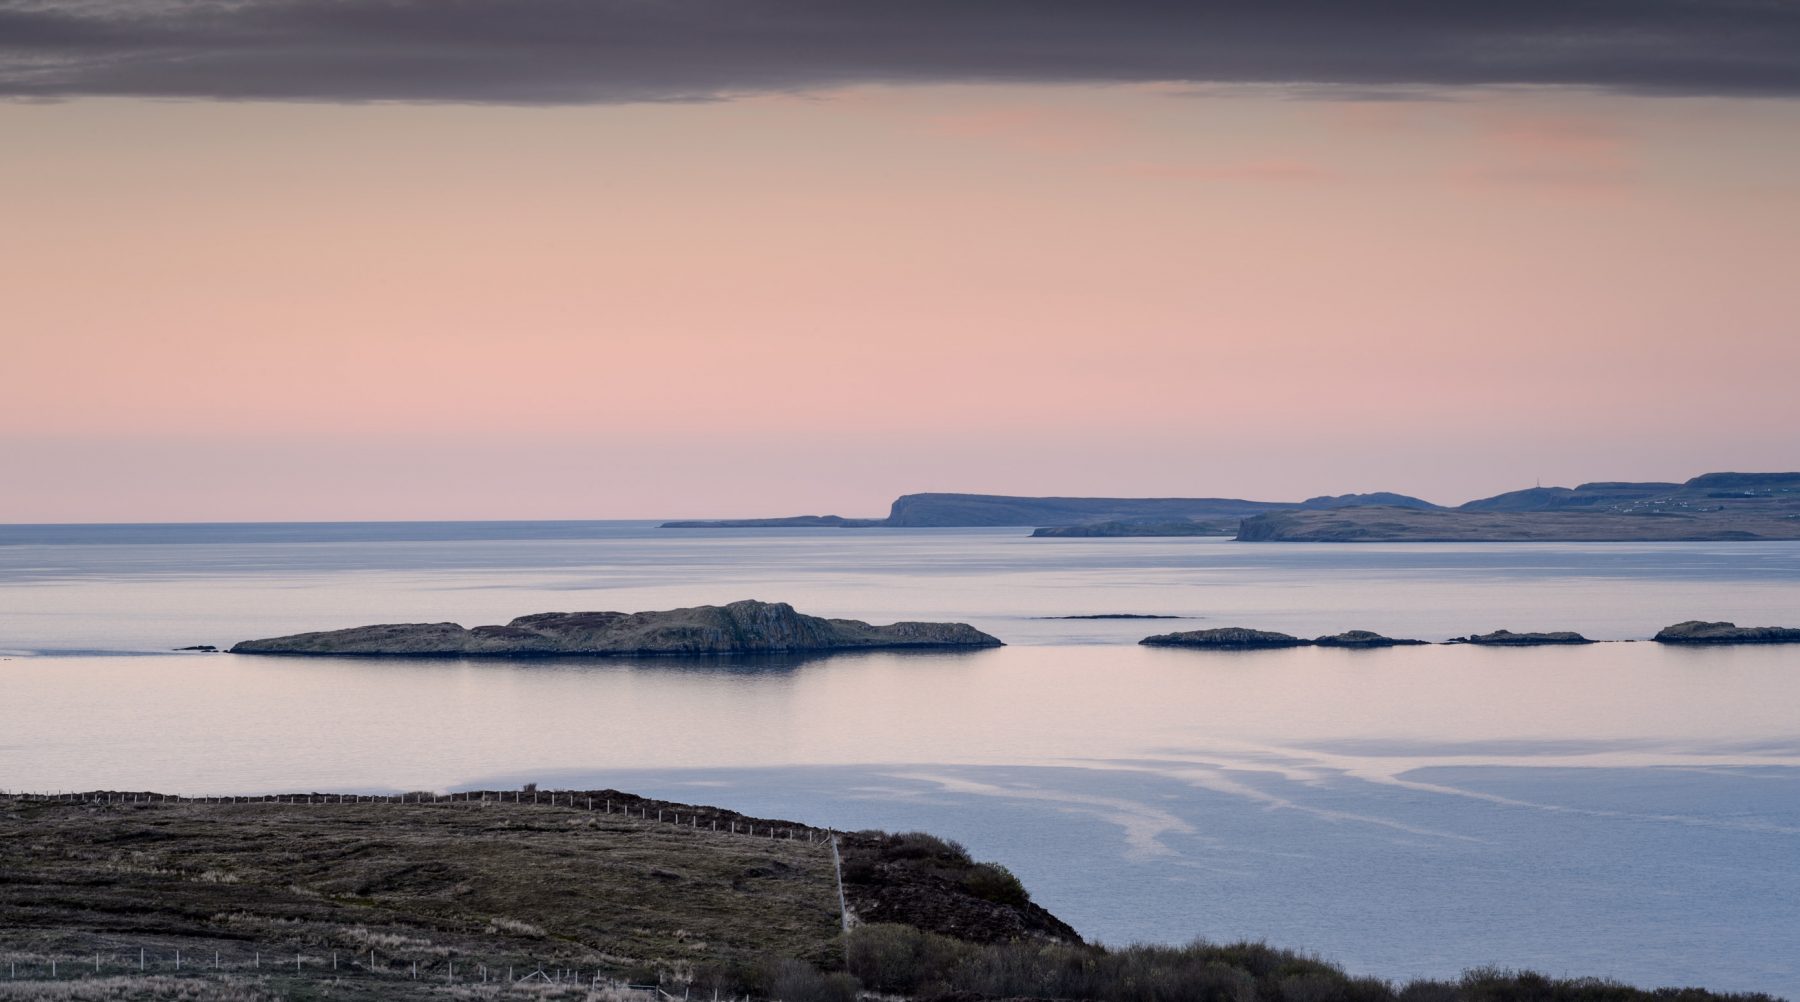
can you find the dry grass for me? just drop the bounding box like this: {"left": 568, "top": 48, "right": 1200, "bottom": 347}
{"left": 1, "top": 797, "right": 841, "bottom": 999}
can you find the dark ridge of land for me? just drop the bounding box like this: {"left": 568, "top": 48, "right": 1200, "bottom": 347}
{"left": 661, "top": 472, "right": 1800, "bottom": 541}
{"left": 660, "top": 515, "right": 886, "bottom": 529}
{"left": 229, "top": 600, "right": 1002, "bottom": 656}
{"left": 1237, "top": 506, "right": 1800, "bottom": 542}
{"left": 1240, "top": 472, "right": 1800, "bottom": 541}
{"left": 2, "top": 792, "right": 1781, "bottom": 1002}
{"left": 665, "top": 491, "right": 1438, "bottom": 531}
{"left": 1654, "top": 620, "right": 1800, "bottom": 644}
{"left": 664, "top": 493, "right": 1297, "bottom": 530}
{"left": 1030, "top": 519, "right": 1237, "bottom": 537}
{"left": 1301, "top": 491, "right": 1443, "bottom": 511}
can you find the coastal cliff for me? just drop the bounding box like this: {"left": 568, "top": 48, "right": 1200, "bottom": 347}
{"left": 661, "top": 472, "right": 1800, "bottom": 541}
{"left": 663, "top": 493, "right": 1293, "bottom": 530}
{"left": 230, "top": 600, "right": 1002, "bottom": 656}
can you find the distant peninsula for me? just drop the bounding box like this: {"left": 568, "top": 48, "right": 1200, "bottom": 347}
{"left": 663, "top": 472, "right": 1800, "bottom": 542}
{"left": 664, "top": 492, "right": 1296, "bottom": 529}
{"left": 230, "top": 600, "right": 1002, "bottom": 656}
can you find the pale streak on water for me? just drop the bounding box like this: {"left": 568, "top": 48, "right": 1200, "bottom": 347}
{"left": 1, "top": 522, "right": 1797, "bottom": 996}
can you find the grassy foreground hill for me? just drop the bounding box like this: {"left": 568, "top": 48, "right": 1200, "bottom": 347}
{"left": 0, "top": 790, "right": 1784, "bottom": 1001}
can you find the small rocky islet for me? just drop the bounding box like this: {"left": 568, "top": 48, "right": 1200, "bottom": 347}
{"left": 1446, "top": 629, "right": 1594, "bottom": 646}
{"left": 228, "top": 600, "right": 1002, "bottom": 657}
{"left": 1140, "top": 627, "right": 1427, "bottom": 649}
{"left": 1140, "top": 622, "right": 1800, "bottom": 650}
{"left": 1653, "top": 620, "right": 1800, "bottom": 644}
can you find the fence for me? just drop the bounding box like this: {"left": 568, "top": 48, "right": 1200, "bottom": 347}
{"left": 0, "top": 945, "right": 720, "bottom": 994}
{"left": 2, "top": 787, "right": 853, "bottom": 991}
{"left": 0, "top": 788, "right": 836, "bottom": 845}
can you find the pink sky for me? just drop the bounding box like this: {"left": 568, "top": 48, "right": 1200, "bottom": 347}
{"left": 4, "top": 85, "right": 1798, "bottom": 521}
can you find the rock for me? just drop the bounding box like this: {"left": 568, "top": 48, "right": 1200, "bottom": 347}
{"left": 1039, "top": 614, "right": 1190, "bottom": 620}
{"left": 1139, "top": 627, "right": 1310, "bottom": 649}
{"left": 1652, "top": 620, "right": 1800, "bottom": 644}
{"left": 1312, "top": 630, "right": 1428, "bottom": 648}
{"left": 174, "top": 645, "right": 218, "bottom": 652}
{"left": 1447, "top": 630, "right": 1593, "bottom": 646}
{"left": 230, "top": 600, "right": 1004, "bottom": 657}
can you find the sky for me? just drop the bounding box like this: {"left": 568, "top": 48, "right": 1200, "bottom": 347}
{"left": 4, "top": 1, "right": 1799, "bottom": 521}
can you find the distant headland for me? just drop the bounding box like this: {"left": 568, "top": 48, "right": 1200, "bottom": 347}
{"left": 661, "top": 472, "right": 1800, "bottom": 542}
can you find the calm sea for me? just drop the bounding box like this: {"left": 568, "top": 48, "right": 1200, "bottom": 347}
{"left": 3, "top": 522, "right": 1798, "bottom": 997}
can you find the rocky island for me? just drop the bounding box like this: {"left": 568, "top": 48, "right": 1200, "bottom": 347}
{"left": 229, "top": 600, "right": 1002, "bottom": 656}
{"left": 1654, "top": 620, "right": 1800, "bottom": 644}
{"left": 1314, "top": 630, "right": 1431, "bottom": 648}
{"left": 1140, "top": 627, "right": 1427, "bottom": 649}
{"left": 1447, "top": 630, "right": 1594, "bottom": 646}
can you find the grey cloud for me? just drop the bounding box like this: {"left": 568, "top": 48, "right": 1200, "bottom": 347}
{"left": 1, "top": 0, "right": 1797, "bottom": 104}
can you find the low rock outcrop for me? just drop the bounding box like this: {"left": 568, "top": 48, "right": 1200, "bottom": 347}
{"left": 1312, "top": 630, "right": 1428, "bottom": 648}
{"left": 1141, "top": 628, "right": 1425, "bottom": 650}
{"left": 230, "top": 600, "right": 1003, "bottom": 656}
{"left": 1139, "top": 627, "right": 1310, "bottom": 649}
{"left": 1447, "top": 630, "right": 1593, "bottom": 646}
{"left": 837, "top": 830, "right": 1081, "bottom": 945}
{"left": 1653, "top": 620, "right": 1800, "bottom": 644}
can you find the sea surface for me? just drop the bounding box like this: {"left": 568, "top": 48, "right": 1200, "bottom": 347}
{"left": 3, "top": 522, "right": 1798, "bottom": 997}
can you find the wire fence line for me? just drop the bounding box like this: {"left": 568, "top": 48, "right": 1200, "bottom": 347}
{"left": 0, "top": 944, "right": 724, "bottom": 994}
{"left": 3, "top": 789, "right": 847, "bottom": 994}
{"left": 0, "top": 789, "right": 837, "bottom": 846}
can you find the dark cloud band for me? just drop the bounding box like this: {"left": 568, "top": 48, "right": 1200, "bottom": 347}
{"left": 2, "top": 0, "right": 1797, "bottom": 103}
